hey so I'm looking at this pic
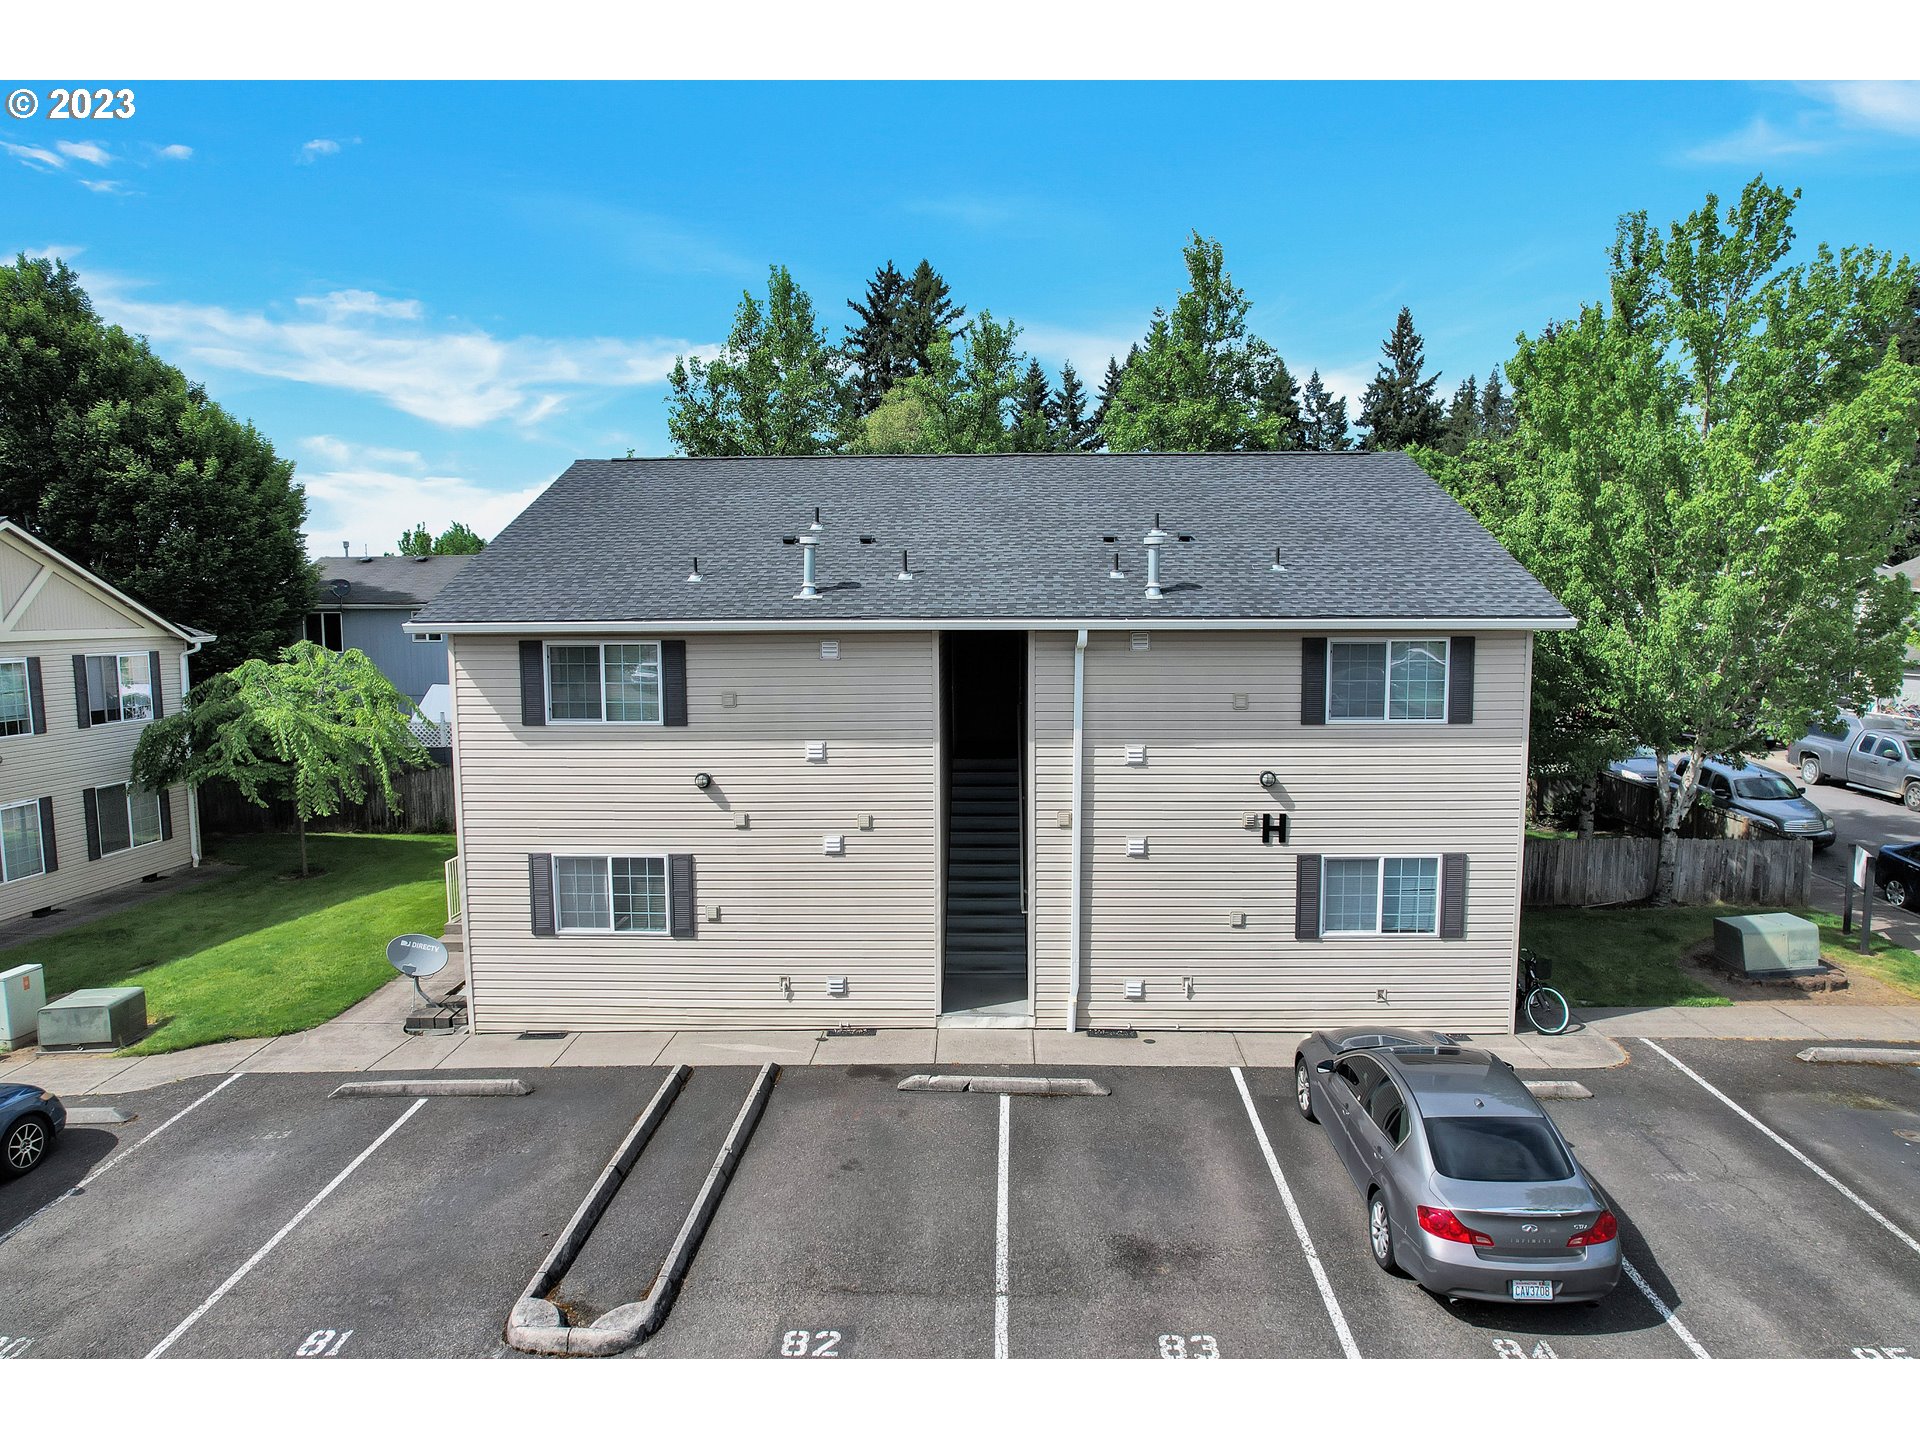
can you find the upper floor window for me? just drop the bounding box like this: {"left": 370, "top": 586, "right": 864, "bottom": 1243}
{"left": 547, "top": 642, "right": 662, "bottom": 724}
{"left": 85, "top": 652, "right": 154, "bottom": 726}
{"left": 1328, "top": 639, "right": 1449, "bottom": 722}
{"left": 0, "top": 799, "right": 46, "bottom": 884}
{"left": 410, "top": 611, "right": 443, "bottom": 643}
{"left": 0, "top": 659, "right": 31, "bottom": 738}
{"left": 304, "top": 612, "right": 344, "bottom": 651}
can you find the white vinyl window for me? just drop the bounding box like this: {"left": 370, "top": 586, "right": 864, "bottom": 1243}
{"left": 1322, "top": 856, "right": 1441, "bottom": 935}
{"left": 0, "top": 800, "right": 46, "bottom": 883}
{"left": 0, "top": 659, "right": 31, "bottom": 738}
{"left": 95, "top": 782, "right": 163, "bottom": 856}
{"left": 552, "top": 855, "right": 669, "bottom": 934}
{"left": 546, "top": 642, "right": 662, "bottom": 724}
{"left": 84, "top": 652, "right": 155, "bottom": 726}
{"left": 1327, "top": 639, "right": 1449, "bottom": 722}
{"left": 410, "top": 611, "right": 443, "bottom": 643}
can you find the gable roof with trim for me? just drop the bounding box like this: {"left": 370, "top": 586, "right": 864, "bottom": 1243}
{"left": 0, "top": 518, "right": 214, "bottom": 643}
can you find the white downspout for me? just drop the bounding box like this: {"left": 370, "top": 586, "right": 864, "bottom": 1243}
{"left": 1067, "top": 627, "right": 1088, "bottom": 1032}
{"left": 178, "top": 636, "right": 207, "bottom": 866}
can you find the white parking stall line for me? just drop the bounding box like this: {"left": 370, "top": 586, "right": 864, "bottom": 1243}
{"left": 0, "top": 1072, "right": 245, "bottom": 1248}
{"left": 994, "top": 1092, "right": 1010, "bottom": 1361}
{"left": 1643, "top": 1039, "right": 1920, "bottom": 1261}
{"left": 1620, "top": 1257, "right": 1712, "bottom": 1359}
{"left": 1229, "top": 1066, "right": 1361, "bottom": 1359}
{"left": 145, "top": 1098, "right": 428, "bottom": 1359}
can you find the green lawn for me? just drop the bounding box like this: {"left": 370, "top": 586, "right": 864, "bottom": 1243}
{"left": 15, "top": 831, "right": 455, "bottom": 1055}
{"left": 1521, "top": 902, "right": 1920, "bottom": 1008}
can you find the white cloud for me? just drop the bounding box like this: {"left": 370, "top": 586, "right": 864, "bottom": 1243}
{"left": 1017, "top": 323, "right": 1142, "bottom": 383}
{"left": 83, "top": 271, "right": 704, "bottom": 428}
{"left": 1803, "top": 81, "right": 1920, "bottom": 137}
{"left": 2, "top": 140, "right": 66, "bottom": 171}
{"left": 155, "top": 143, "right": 193, "bottom": 161}
{"left": 301, "top": 434, "right": 426, "bottom": 469}
{"left": 299, "top": 138, "right": 342, "bottom": 163}
{"left": 78, "top": 178, "right": 126, "bottom": 194}
{"left": 301, "top": 461, "right": 549, "bottom": 561}
{"left": 1684, "top": 115, "right": 1832, "bottom": 165}
{"left": 1310, "top": 364, "right": 1374, "bottom": 415}
{"left": 55, "top": 139, "right": 110, "bottom": 167}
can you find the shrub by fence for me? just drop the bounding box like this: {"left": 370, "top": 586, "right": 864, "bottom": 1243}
{"left": 1523, "top": 835, "right": 1812, "bottom": 908}
{"left": 195, "top": 761, "right": 455, "bottom": 836}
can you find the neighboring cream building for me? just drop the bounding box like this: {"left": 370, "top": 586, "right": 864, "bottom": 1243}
{"left": 0, "top": 520, "right": 209, "bottom": 926}
{"left": 412, "top": 453, "right": 1572, "bottom": 1036}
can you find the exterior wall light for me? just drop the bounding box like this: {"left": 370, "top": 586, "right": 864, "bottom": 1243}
{"left": 694, "top": 772, "right": 713, "bottom": 790}
{"left": 1259, "top": 770, "right": 1277, "bottom": 788}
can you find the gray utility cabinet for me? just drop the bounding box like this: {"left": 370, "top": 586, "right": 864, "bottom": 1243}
{"left": 37, "top": 986, "right": 147, "bottom": 1050}
{"left": 1712, "top": 913, "right": 1822, "bottom": 978}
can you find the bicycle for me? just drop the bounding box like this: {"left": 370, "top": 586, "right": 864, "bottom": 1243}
{"left": 1518, "top": 948, "right": 1571, "bottom": 1035}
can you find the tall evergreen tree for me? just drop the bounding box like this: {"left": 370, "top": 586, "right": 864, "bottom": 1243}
{"left": 1010, "top": 358, "right": 1053, "bottom": 452}
{"left": 1251, "top": 352, "right": 1306, "bottom": 450}
{"left": 1439, "top": 374, "right": 1482, "bottom": 454}
{"left": 0, "top": 255, "right": 312, "bottom": 675}
{"left": 666, "top": 265, "right": 854, "bottom": 455}
{"left": 1480, "top": 367, "right": 1516, "bottom": 438}
{"left": 1090, "top": 350, "right": 1133, "bottom": 450}
{"left": 1049, "top": 362, "right": 1097, "bottom": 451}
{"left": 844, "top": 261, "right": 913, "bottom": 414}
{"left": 1358, "top": 306, "right": 1445, "bottom": 450}
{"left": 1299, "top": 369, "right": 1352, "bottom": 452}
{"left": 897, "top": 260, "right": 966, "bottom": 372}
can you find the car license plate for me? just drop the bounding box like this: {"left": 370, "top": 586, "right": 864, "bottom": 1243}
{"left": 1509, "top": 1280, "right": 1554, "bottom": 1301}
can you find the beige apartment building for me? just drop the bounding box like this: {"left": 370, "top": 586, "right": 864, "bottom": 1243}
{"left": 413, "top": 453, "right": 1571, "bottom": 1036}
{"left": 0, "top": 521, "right": 208, "bottom": 926}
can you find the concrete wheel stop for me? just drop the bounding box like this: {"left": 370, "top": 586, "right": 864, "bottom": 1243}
{"left": 898, "top": 1074, "right": 1110, "bottom": 1096}
{"left": 505, "top": 1062, "right": 777, "bottom": 1357}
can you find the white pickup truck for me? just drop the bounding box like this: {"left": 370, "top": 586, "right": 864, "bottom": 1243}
{"left": 1789, "top": 713, "right": 1920, "bottom": 811}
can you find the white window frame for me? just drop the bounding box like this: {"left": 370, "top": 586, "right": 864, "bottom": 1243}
{"left": 304, "top": 611, "right": 345, "bottom": 652}
{"left": 94, "top": 781, "right": 164, "bottom": 857}
{"left": 550, "top": 853, "right": 671, "bottom": 935}
{"left": 0, "top": 657, "right": 32, "bottom": 739}
{"left": 82, "top": 650, "right": 156, "bottom": 727}
{"left": 544, "top": 641, "right": 664, "bottom": 726}
{"left": 409, "top": 610, "right": 443, "bottom": 643}
{"left": 0, "top": 799, "right": 46, "bottom": 884}
{"left": 1325, "top": 638, "right": 1450, "bottom": 724}
{"left": 1319, "top": 854, "right": 1443, "bottom": 937}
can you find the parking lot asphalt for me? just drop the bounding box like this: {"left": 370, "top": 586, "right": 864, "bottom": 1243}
{"left": 0, "top": 1042, "right": 1915, "bottom": 1360}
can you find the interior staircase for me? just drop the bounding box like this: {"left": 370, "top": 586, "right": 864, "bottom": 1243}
{"left": 942, "top": 757, "right": 1027, "bottom": 1010}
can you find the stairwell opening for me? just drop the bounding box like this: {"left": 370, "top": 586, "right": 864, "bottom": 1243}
{"left": 939, "top": 631, "right": 1029, "bottom": 1018}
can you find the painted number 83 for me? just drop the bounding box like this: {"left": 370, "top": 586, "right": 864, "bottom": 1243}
{"left": 1158, "top": 1333, "right": 1220, "bottom": 1359}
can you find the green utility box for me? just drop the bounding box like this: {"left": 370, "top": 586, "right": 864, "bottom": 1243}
{"left": 1713, "top": 913, "right": 1822, "bottom": 978}
{"left": 37, "top": 986, "right": 147, "bottom": 1051}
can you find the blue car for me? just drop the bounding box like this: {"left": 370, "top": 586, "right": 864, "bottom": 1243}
{"left": 1, "top": 1081, "right": 66, "bottom": 1179}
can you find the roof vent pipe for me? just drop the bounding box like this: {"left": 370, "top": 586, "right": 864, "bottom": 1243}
{"left": 809, "top": 507, "right": 823, "bottom": 533}
{"left": 1142, "top": 514, "right": 1169, "bottom": 601}
{"left": 1270, "top": 546, "right": 1286, "bottom": 573}
{"left": 687, "top": 556, "right": 703, "bottom": 583}
{"left": 795, "top": 531, "right": 820, "bottom": 600}
{"left": 897, "top": 549, "right": 913, "bottom": 582}
{"left": 341, "top": 540, "right": 349, "bottom": 557}
{"left": 1108, "top": 551, "right": 1124, "bottom": 580}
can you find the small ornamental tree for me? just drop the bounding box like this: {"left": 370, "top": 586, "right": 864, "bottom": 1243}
{"left": 133, "top": 642, "right": 429, "bottom": 876}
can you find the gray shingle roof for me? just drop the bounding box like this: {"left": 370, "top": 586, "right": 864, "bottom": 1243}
{"left": 316, "top": 554, "right": 476, "bottom": 608}
{"left": 415, "top": 453, "right": 1569, "bottom": 627}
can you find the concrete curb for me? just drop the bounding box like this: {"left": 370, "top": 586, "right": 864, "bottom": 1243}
{"left": 64, "top": 1106, "right": 133, "bottom": 1125}
{"left": 897, "top": 1074, "right": 1111, "bottom": 1096}
{"left": 507, "top": 1062, "right": 776, "bottom": 1357}
{"left": 1795, "top": 1046, "right": 1920, "bottom": 1067}
{"left": 1523, "top": 1080, "right": 1594, "bottom": 1100}
{"left": 329, "top": 1078, "right": 533, "bottom": 1098}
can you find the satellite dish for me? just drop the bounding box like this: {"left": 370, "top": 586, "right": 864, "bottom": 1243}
{"left": 328, "top": 578, "right": 351, "bottom": 599}
{"left": 387, "top": 933, "right": 449, "bottom": 1012}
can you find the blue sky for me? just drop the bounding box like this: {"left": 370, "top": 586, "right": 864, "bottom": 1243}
{"left": 5, "top": 80, "right": 1919, "bottom": 556}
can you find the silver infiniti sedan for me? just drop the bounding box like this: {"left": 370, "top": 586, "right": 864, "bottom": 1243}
{"left": 1293, "top": 1027, "right": 1621, "bottom": 1304}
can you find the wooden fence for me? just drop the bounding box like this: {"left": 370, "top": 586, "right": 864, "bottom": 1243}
{"left": 1523, "top": 835, "right": 1812, "bottom": 908}
{"left": 196, "top": 762, "right": 456, "bottom": 836}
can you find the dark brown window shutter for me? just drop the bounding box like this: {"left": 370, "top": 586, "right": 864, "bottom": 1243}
{"left": 1300, "top": 638, "right": 1327, "bottom": 725}
{"left": 158, "top": 788, "right": 174, "bottom": 842}
{"left": 148, "top": 650, "right": 165, "bottom": 718}
{"left": 26, "top": 657, "right": 46, "bottom": 734}
{"left": 1440, "top": 853, "right": 1468, "bottom": 938}
{"left": 668, "top": 853, "right": 696, "bottom": 937}
{"left": 37, "top": 796, "right": 56, "bottom": 872}
{"left": 1295, "top": 853, "right": 1322, "bottom": 940}
{"left": 83, "top": 787, "right": 101, "bottom": 861}
{"left": 662, "top": 640, "right": 688, "bottom": 727}
{"left": 529, "top": 853, "right": 554, "bottom": 935}
{"left": 72, "top": 654, "right": 91, "bottom": 729}
{"left": 519, "top": 641, "right": 546, "bottom": 727}
{"left": 1447, "top": 637, "right": 1475, "bottom": 725}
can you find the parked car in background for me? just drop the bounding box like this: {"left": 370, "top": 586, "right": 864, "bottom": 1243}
{"left": 1872, "top": 843, "right": 1920, "bottom": 910}
{"left": 1, "top": 1082, "right": 65, "bottom": 1179}
{"left": 1789, "top": 713, "right": 1920, "bottom": 812}
{"left": 1674, "top": 756, "right": 1836, "bottom": 849}
{"left": 1605, "top": 747, "right": 1660, "bottom": 786}
{"left": 1292, "top": 1028, "right": 1621, "bottom": 1305}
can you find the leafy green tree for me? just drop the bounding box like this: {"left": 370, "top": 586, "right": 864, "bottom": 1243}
{"left": 1448, "top": 179, "right": 1920, "bottom": 900}
{"left": 844, "top": 260, "right": 914, "bottom": 414}
{"left": 1299, "top": 370, "right": 1352, "bottom": 452}
{"left": 857, "top": 313, "right": 1026, "bottom": 455}
{"left": 397, "top": 521, "right": 485, "bottom": 556}
{"left": 1358, "top": 307, "right": 1444, "bottom": 450}
{"left": 1010, "top": 359, "right": 1054, "bottom": 452}
{"left": 667, "top": 265, "right": 853, "bottom": 455}
{"left": 133, "top": 641, "right": 430, "bottom": 877}
{"left": 1102, "top": 233, "right": 1295, "bottom": 452}
{"left": 397, "top": 523, "right": 434, "bottom": 557}
{"left": 898, "top": 260, "right": 966, "bottom": 373}
{"left": 1049, "top": 362, "right": 1098, "bottom": 452}
{"left": 0, "top": 255, "right": 313, "bottom": 675}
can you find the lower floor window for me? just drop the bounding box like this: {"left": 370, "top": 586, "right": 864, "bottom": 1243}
{"left": 553, "top": 855, "right": 667, "bottom": 933}
{"left": 96, "top": 783, "right": 163, "bottom": 855}
{"left": 1322, "top": 856, "right": 1440, "bottom": 935}
{"left": 0, "top": 800, "right": 45, "bottom": 883}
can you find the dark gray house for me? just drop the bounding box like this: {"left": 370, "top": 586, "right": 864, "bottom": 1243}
{"left": 306, "top": 555, "right": 475, "bottom": 707}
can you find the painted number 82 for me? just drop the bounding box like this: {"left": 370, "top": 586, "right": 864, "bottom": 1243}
{"left": 781, "top": 1329, "right": 842, "bottom": 1357}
